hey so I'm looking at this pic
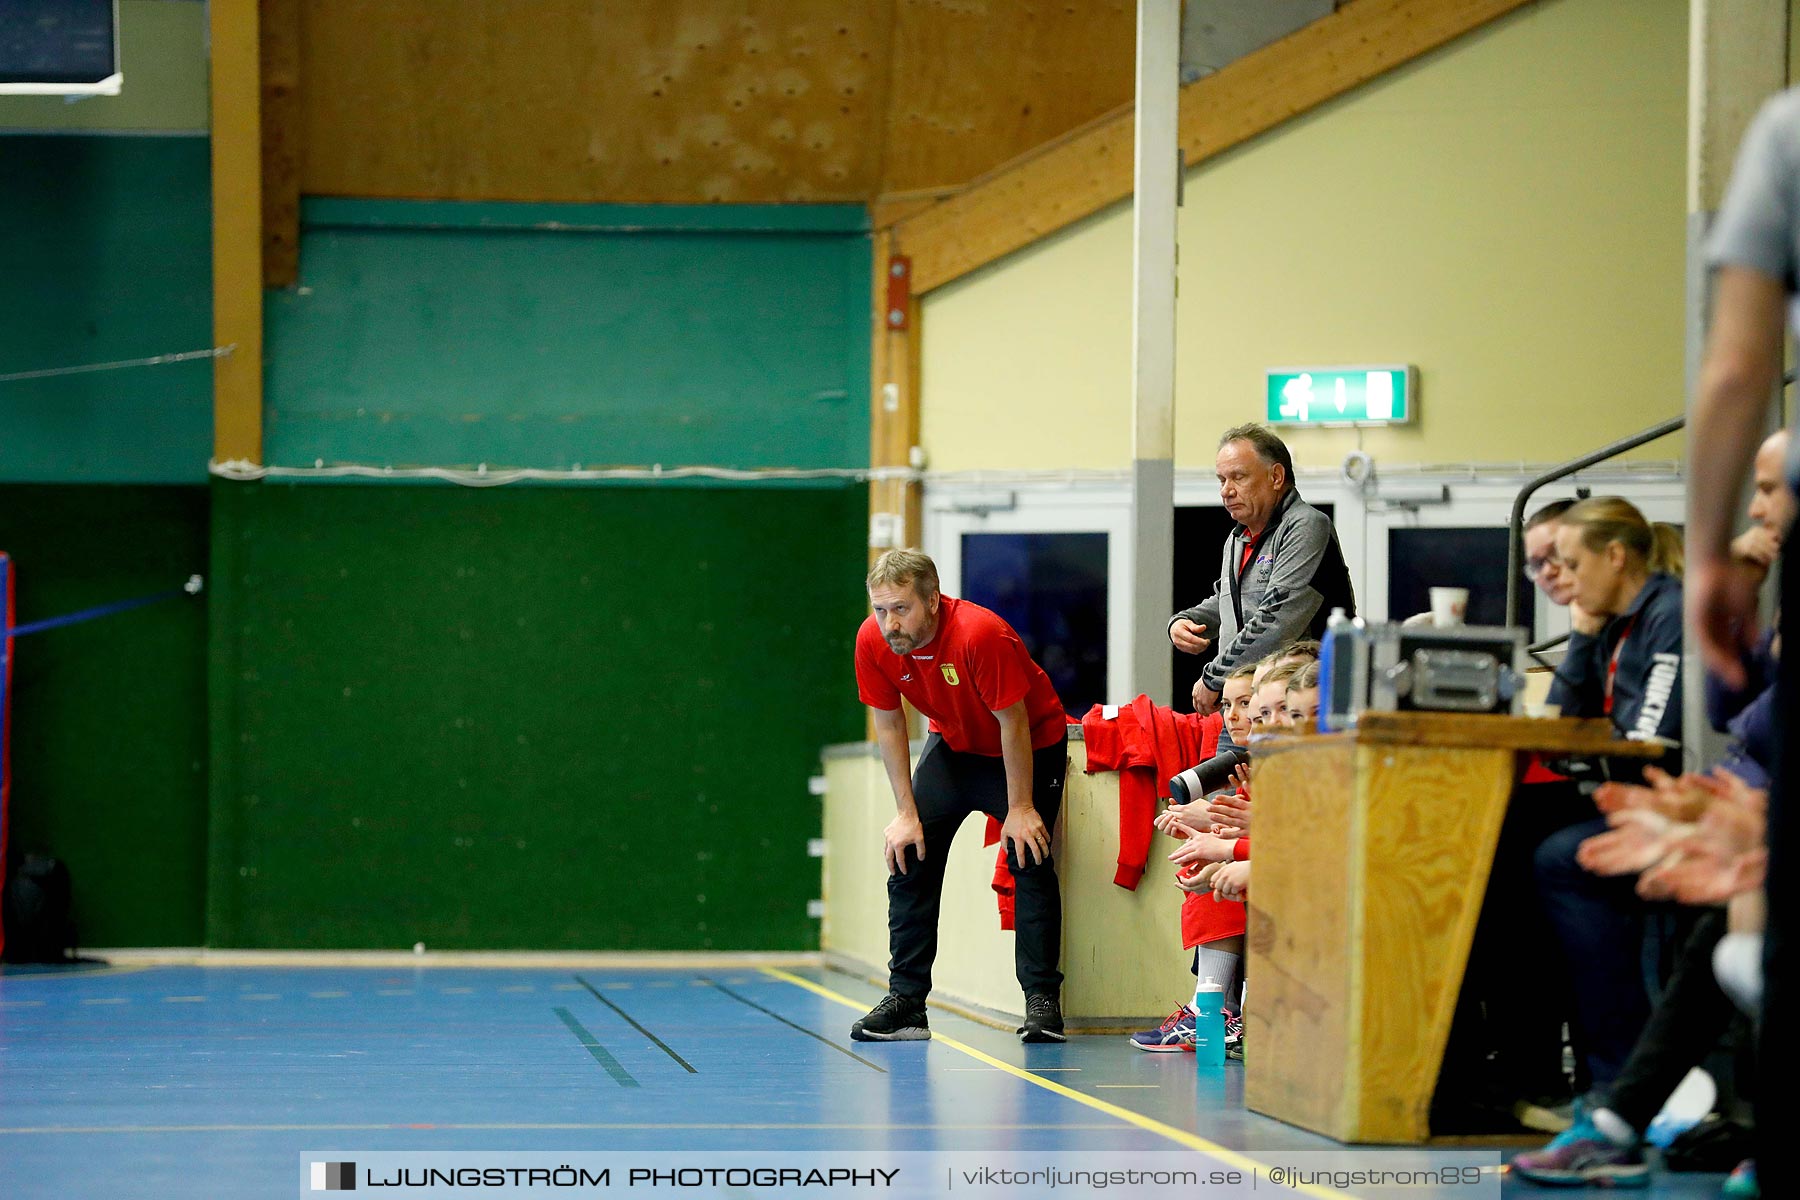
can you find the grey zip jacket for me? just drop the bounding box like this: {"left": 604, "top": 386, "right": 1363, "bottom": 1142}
{"left": 1169, "top": 488, "right": 1356, "bottom": 692}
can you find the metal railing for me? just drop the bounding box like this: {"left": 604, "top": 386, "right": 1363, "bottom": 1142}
{"left": 1504, "top": 415, "right": 1686, "bottom": 629}
{"left": 1505, "top": 369, "right": 1797, "bottom": 630}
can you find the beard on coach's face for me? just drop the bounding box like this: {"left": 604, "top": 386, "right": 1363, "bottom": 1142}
{"left": 869, "top": 581, "right": 938, "bottom": 656}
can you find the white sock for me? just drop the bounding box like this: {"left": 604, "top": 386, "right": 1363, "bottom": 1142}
{"left": 1197, "top": 945, "right": 1242, "bottom": 1011}
{"left": 1713, "top": 932, "right": 1764, "bottom": 1017}
{"left": 1591, "top": 1107, "right": 1636, "bottom": 1146}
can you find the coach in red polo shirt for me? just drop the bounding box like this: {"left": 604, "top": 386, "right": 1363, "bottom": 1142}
{"left": 850, "top": 548, "right": 1070, "bottom": 1045}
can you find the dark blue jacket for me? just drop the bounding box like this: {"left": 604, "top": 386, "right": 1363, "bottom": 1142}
{"left": 1548, "top": 572, "right": 1683, "bottom": 776}
{"left": 1707, "top": 629, "right": 1778, "bottom": 788}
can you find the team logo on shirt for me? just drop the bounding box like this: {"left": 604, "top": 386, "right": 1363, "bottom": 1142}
{"left": 939, "top": 665, "right": 960, "bottom": 686}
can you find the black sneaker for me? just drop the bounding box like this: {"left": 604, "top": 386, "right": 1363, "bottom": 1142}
{"left": 1019, "top": 992, "right": 1066, "bottom": 1043}
{"left": 851, "top": 992, "right": 930, "bottom": 1042}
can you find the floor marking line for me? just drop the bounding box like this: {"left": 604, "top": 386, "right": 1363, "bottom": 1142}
{"left": 573, "top": 975, "right": 696, "bottom": 1074}
{"left": 0, "top": 1122, "right": 1130, "bottom": 1135}
{"left": 551, "top": 1007, "right": 640, "bottom": 1088}
{"left": 0, "top": 963, "right": 153, "bottom": 981}
{"left": 702, "top": 978, "right": 886, "bottom": 1074}
{"left": 760, "top": 968, "right": 1355, "bottom": 1200}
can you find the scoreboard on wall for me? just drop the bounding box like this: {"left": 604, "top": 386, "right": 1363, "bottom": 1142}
{"left": 0, "top": 0, "right": 120, "bottom": 96}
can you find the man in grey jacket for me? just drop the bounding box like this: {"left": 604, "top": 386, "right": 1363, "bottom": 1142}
{"left": 1169, "top": 424, "right": 1356, "bottom": 713}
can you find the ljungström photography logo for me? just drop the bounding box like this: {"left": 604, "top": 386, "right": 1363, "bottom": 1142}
{"left": 310, "top": 1162, "right": 356, "bottom": 1191}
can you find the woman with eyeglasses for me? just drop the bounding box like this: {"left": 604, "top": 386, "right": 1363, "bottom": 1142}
{"left": 1525, "top": 497, "right": 1686, "bottom": 1130}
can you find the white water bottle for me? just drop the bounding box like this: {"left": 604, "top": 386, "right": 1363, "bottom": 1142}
{"left": 1192, "top": 975, "right": 1226, "bottom": 1066}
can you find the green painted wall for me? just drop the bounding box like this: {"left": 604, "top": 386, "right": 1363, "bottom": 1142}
{"left": 205, "top": 480, "right": 867, "bottom": 950}
{"left": 0, "top": 136, "right": 213, "bottom": 483}
{"left": 0, "top": 486, "right": 210, "bottom": 947}
{"left": 265, "top": 201, "right": 871, "bottom": 472}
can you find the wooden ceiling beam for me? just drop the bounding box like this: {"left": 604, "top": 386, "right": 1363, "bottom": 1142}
{"left": 891, "top": 0, "right": 1539, "bottom": 295}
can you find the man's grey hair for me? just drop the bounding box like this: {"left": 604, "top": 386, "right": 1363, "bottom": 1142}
{"left": 1218, "top": 423, "right": 1294, "bottom": 490}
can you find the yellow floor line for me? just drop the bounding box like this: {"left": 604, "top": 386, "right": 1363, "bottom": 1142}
{"left": 762, "top": 967, "right": 1355, "bottom": 1200}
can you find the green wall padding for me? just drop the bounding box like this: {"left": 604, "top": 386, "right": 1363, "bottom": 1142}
{"left": 0, "top": 486, "right": 211, "bottom": 946}
{"left": 0, "top": 137, "right": 213, "bottom": 483}
{"left": 265, "top": 205, "right": 871, "bottom": 472}
{"left": 207, "top": 481, "right": 868, "bottom": 950}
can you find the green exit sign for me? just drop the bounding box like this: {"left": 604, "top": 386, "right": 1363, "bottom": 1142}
{"left": 1265, "top": 365, "right": 1416, "bottom": 426}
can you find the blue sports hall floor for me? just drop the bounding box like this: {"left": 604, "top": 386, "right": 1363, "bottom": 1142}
{"left": 0, "top": 960, "right": 1732, "bottom": 1197}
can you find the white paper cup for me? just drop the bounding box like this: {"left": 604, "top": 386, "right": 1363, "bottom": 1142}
{"left": 1429, "top": 587, "right": 1470, "bottom": 627}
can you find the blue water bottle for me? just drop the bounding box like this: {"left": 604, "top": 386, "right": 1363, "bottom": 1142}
{"left": 1319, "top": 607, "right": 1362, "bottom": 733}
{"left": 1317, "top": 613, "right": 1338, "bottom": 731}
{"left": 1192, "top": 975, "right": 1226, "bottom": 1066}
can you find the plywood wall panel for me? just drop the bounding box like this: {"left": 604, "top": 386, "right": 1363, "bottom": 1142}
{"left": 300, "top": 0, "right": 897, "bottom": 203}
{"left": 879, "top": 0, "right": 1133, "bottom": 196}
{"left": 296, "top": 0, "right": 1134, "bottom": 206}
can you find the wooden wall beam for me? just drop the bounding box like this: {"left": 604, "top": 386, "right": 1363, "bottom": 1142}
{"left": 893, "top": 0, "right": 1539, "bottom": 295}
{"left": 260, "top": 0, "right": 302, "bottom": 289}
{"left": 868, "top": 230, "right": 923, "bottom": 558}
{"left": 866, "top": 228, "right": 923, "bottom": 740}
{"left": 212, "top": 0, "right": 264, "bottom": 465}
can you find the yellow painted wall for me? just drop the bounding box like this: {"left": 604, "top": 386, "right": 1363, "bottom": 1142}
{"left": 822, "top": 742, "right": 1199, "bottom": 1023}
{"left": 0, "top": 1, "right": 208, "bottom": 134}
{"left": 1792, "top": 0, "right": 1800, "bottom": 84}
{"left": 920, "top": 0, "right": 1690, "bottom": 473}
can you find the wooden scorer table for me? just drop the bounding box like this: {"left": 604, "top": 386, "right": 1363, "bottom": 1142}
{"left": 1242, "top": 711, "right": 1664, "bottom": 1144}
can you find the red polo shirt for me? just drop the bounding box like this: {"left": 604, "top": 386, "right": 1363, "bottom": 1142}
{"left": 855, "top": 596, "right": 1067, "bottom": 755}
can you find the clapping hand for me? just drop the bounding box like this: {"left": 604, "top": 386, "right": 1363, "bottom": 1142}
{"left": 1636, "top": 771, "right": 1768, "bottom": 906}
{"left": 1594, "top": 765, "right": 1710, "bottom": 825}
{"left": 1174, "top": 861, "right": 1223, "bottom": 895}
{"left": 1577, "top": 808, "right": 1686, "bottom": 877}
{"left": 1207, "top": 791, "right": 1251, "bottom": 835}
{"left": 1154, "top": 799, "right": 1212, "bottom": 838}
{"left": 1211, "top": 861, "right": 1251, "bottom": 902}
{"left": 1169, "top": 832, "right": 1239, "bottom": 868}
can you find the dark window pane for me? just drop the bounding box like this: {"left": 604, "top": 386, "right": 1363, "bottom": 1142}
{"left": 1388, "top": 527, "right": 1510, "bottom": 627}
{"left": 960, "top": 532, "right": 1107, "bottom": 715}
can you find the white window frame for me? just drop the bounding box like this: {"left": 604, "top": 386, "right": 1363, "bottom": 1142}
{"left": 922, "top": 466, "right": 1685, "bottom": 705}
{"left": 925, "top": 481, "right": 1136, "bottom": 704}
{"left": 1339, "top": 474, "right": 1687, "bottom": 634}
